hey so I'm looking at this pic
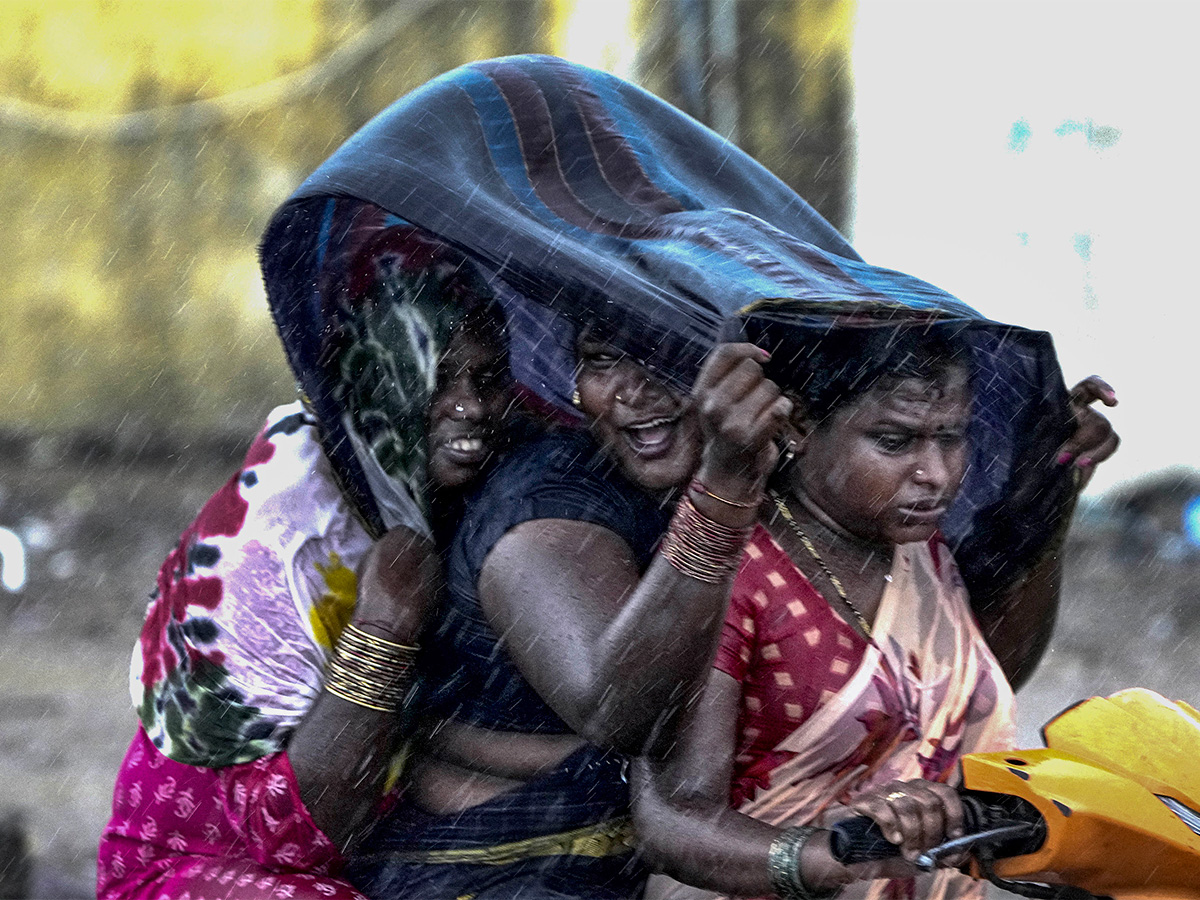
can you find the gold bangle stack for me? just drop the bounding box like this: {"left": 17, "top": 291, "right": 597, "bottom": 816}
{"left": 767, "top": 826, "right": 841, "bottom": 900}
{"left": 659, "top": 494, "right": 751, "bottom": 583}
{"left": 324, "top": 622, "right": 418, "bottom": 712}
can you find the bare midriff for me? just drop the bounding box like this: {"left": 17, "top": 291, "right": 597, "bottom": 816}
{"left": 407, "top": 719, "right": 586, "bottom": 814}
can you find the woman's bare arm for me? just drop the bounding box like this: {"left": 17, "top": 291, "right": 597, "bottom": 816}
{"left": 974, "top": 544, "right": 1063, "bottom": 691}
{"left": 632, "top": 671, "right": 789, "bottom": 897}
{"left": 977, "top": 375, "right": 1119, "bottom": 690}
{"left": 480, "top": 344, "right": 788, "bottom": 756}
{"left": 633, "top": 671, "right": 958, "bottom": 896}
{"left": 481, "top": 520, "right": 740, "bottom": 755}
{"left": 287, "top": 527, "right": 437, "bottom": 851}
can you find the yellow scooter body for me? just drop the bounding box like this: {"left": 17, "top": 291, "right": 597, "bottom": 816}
{"left": 962, "top": 688, "right": 1200, "bottom": 898}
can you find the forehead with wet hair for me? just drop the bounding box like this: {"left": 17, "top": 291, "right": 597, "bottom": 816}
{"left": 574, "top": 313, "right": 641, "bottom": 351}
{"left": 755, "top": 324, "right": 973, "bottom": 423}
{"left": 455, "top": 300, "right": 508, "bottom": 353}
{"left": 572, "top": 315, "right": 686, "bottom": 383}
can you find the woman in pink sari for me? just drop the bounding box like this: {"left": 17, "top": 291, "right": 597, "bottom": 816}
{"left": 633, "top": 315, "right": 1119, "bottom": 900}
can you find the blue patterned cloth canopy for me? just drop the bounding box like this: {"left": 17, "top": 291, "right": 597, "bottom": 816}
{"left": 259, "top": 54, "right": 1075, "bottom": 602}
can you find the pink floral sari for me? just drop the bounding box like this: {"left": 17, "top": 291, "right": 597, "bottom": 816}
{"left": 648, "top": 530, "right": 1015, "bottom": 900}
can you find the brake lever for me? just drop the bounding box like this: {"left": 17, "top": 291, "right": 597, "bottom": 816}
{"left": 915, "top": 822, "right": 1042, "bottom": 871}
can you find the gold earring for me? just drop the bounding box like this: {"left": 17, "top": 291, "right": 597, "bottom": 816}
{"left": 571, "top": 389, "right": 582, "bottom": 408}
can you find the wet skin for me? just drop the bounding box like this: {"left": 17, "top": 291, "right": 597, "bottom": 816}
{"left": 788, "top": 366, "right": 972, "bottom": 550}
{"left": 575, "top": 337, "right": 701, "bottom": 493}
{"left": 631, "top": 368, "right": 979, "bottom": 897}
{"left": 410, "top": 342, "right": 784, "bottom": 815}
{"left": 288, "top": 324, "right": 510, "bottom": 849}
{"left": 411, "top": 340, "right": 702, "bottom": 814}
{"left": 632, "top": 365, "right": 1123, "bottom": 899}
{"left": 411, "top": 362, "right": 974, "bottom": 821}
{"left": 426, "top": 329, "right": 511, "bottom": 489}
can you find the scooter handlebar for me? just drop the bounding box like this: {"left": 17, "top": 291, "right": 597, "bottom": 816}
{"left": 828, "top": 794, "right": 1042, "bottom": 868}
{"left": 828, "top": 815, "right": 901, "bottom": 864}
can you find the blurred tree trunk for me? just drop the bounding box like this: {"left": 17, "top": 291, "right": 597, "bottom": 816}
{"left": 633, "top": 0, "right": 855, "bottom": 235}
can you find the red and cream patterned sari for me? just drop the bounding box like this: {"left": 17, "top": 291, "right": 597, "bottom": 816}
{"left": 649, "top": 525, "right": 1015, "bottom": 900}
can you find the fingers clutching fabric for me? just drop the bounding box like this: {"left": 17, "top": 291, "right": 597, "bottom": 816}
{"left": 1058, "top": 375, "right": 1120, "bottom": 486}
{"left": 690, "top": 343, "right": 792, "bottom": 520}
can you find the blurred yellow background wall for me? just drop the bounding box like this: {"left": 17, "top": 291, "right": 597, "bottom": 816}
{"left": 0, "top": 0, "right": 558, "bottom": 436}
{"left": 0, "top": 0, "right": 854, "bottom": 440}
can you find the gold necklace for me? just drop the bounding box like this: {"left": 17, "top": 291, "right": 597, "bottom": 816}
{"left": 769, "top": 491, "right": 873, "bottom": 638}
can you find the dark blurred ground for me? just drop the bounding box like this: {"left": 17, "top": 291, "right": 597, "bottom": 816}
{"left": 0, "top": 432, "right": 246, "bottom": 898}
{"left": 1, "top": 441, "right": 1197, "bottom": 898}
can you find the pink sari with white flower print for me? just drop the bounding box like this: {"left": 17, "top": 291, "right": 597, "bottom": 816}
{"left": 132, "top": 402, "right": 375, "bottom": 769}
{"left": 97, "top": 727, "right": 367, "bottom": 900}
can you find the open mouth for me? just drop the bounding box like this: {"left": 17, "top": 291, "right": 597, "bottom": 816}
{"left": 621, "top": 413, "right": 680, "bottom": 458}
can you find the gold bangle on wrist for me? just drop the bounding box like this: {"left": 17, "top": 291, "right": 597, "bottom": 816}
{"left": 324, "top": 622, "right": 419, "bottom": 712}
{"left": 688, "top": 478, "right": 762, "bottom": 510}
{"left": 659, "top": 494, "right": 751, "bottom": 583}
{"left": 767, "top": 826, "right": 841, "bottom": 900}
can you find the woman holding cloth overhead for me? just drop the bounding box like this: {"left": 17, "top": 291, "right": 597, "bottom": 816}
{"left": 632, "top": 301, "right": 1118, "bottom": 900}
{"left": 96, "top": 202, "right": 531, "bottom": 900}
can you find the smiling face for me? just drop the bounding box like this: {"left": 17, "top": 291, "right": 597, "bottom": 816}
{"left": 789, "top": 365, "right": 972, "bottom": 547}
{"left": 426, "top": 323, "right": 512, "bottom": 490}
{"left": 574, "top": 336, "right": 701, "bottom": 493}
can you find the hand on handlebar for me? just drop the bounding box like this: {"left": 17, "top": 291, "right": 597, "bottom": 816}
{"left": 844, "top": 779, "right": 968, "bottom": 866}
{"left": 829, "top": 785, "right": 1047, "bottom": 880}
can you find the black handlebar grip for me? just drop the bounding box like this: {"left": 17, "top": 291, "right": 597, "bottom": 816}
{"left": 828, "top": 818, "right": 902, "bottom": 865}
{"left": 829, "top": 798, "right": 995, "bottom": 866}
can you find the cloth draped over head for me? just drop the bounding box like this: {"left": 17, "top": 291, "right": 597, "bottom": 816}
{"left": 260, "top": 54, "right": 1075, "bottom": 602}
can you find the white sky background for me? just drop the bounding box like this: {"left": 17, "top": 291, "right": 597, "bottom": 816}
{"left": 851, "top": 0, "right": 1200, "bottom": 495}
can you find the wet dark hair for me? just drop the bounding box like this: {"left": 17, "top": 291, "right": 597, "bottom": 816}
{"left": 749, "top": 320, "right": 973, "bottom": 424}
{"left": 572, "top": 314, "right": 681, "bottom": 387}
